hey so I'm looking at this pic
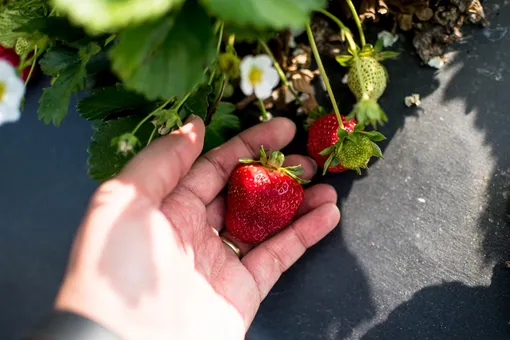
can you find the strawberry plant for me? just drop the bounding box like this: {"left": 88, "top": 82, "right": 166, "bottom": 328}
{"left": 0, "top": 0, "right": 487, "bottom": 181}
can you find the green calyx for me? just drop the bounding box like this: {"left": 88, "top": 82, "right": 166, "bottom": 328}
{"left": 320, "top": 125, "right": 386, "bottom": 175}
{"left": 335, "top": 40, "right": 400, "bottom": 67}
{"left": 239, "top": 145, "right": 310, "bottom": 184}
{"left": 348, "top": 98, "right": 388, "bottom": 129}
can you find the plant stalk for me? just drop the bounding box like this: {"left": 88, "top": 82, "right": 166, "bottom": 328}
{"left": 24, "top": 45, "right": 38, "bottom": 85}
{"left": 258, "top": 98, "right": 268, "bottom": 121}
{"left": 208, "top": 21, "right": 225, "bottom": 85}
{"left": 132, "top": 97, "right": 174, "bottom": 135}
{"left": 146, "top": 126, "right": 157, "bottom": 146}
{"left": 305, "top": 24, "right": 344, "bottom": 129}
{"left": 316, "top": 8, "right": 358, "bottom": 52}
{"left": 258, "top": 39, "right": 302, "bottom": 105}
{"left": 344, "top": 0, "right": 366, "bottom": 47}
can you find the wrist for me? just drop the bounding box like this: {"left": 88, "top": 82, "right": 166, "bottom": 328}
{"left": 28, "top": 310, "right": 121, "bottom": 340}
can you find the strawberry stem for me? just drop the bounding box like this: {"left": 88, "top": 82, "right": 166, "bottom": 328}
{"left": 208, "top": 20, "right": 224, "bottom": 86}
{"left": 24, "top": 45, "right": 38, "bottom": 85}
{"left": 258, "top": 98, "right": 268, "bottom": 121}
{"left": 345, "top": 0, "right": 366, "bottom": 47}
{"left": 316, "top": 8, "right": 358, "bottom": 52}
{"left": 305, "top": 24, "right": 344, "bottom": 129}
{"left": 259, "top": 39, "right": 302, "bottom": 106}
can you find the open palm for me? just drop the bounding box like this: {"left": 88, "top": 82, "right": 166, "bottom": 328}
{"left": 55, "top": 116, "right": 340, "bottom": 340}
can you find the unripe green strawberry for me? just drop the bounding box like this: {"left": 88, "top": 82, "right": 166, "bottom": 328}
{"left": 15, "top": 37, "right": 32, "bottom": 57}
{"left": 337, "top": 135, "right": 374, "bottom": 170}
{"left": 347, "top": 56, "right": 387, "bottom": 101}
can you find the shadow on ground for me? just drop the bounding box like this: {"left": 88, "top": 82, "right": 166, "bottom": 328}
{"left": 363, "top": 265, "right": 510, "bottom": 340}
{"left": 361, "top": 1, "right": 510, "bottom": 339}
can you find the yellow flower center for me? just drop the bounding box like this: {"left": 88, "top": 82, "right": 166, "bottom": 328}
{"left": 248, "top": 67, "right": 263, "bottom": 85}
{"left": 0, "top": 82, "right": 5, "bottom": 102}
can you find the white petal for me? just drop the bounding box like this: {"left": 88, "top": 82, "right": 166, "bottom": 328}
{"left": 240, "top": 77, "right": 254, "bottom": 96}
{"left": 252, "top": 54, "right": 273, "bottom": 69}
{"left": 263, "top": 67, "right": 280, "bottom": 89}
{"left": 240, "top": 55, "right": 255, "bottom": 79}
{"left": 0, "top": 60, "right": 17, "bottom": 79}
{"left": 377, "top": 31, "right": 399, "bottom": 47}
{"left": 0, "top": 102, "right": 20, "bottom": 124}
{"left": 5, "top": 73, "right": 25, "bottom": 101}
{"left": 254, "top": 82, "right": 273, "bottom": 100}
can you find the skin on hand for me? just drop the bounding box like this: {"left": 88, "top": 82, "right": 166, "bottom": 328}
{"left": 55, "top": 115, "right": 341, "bottom": 340}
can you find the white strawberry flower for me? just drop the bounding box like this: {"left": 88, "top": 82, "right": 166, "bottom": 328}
{"left": 240, "top": 54, "right": 279, "bottom": 100}
{"left": 0, "top": 60, "right": 25, "bottom": 126}
{"left": 377, "top": 30, "right": 399, "bottom": 48}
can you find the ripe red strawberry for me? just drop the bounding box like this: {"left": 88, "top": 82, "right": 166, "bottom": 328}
{"left": 307, "top": 113, "right": 357, "bottom": 173}
{"left": 0, "top": 46, "right": 32, "bottom": 81}
{"left": 307, "top": 113, "right": 386, "bottom": 174}
{"left": 226, "top": 146, "right": 309, "bottom": 244}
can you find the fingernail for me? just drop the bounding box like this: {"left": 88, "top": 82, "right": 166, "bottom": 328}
{"left": 184, "top": 114, "right": 198, "bottom": 124}
{"left": 308, "top": 157, "right": 318, "bottom": 174}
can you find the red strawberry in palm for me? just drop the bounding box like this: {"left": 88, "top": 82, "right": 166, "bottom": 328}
{"left": 307, "top": 113, "right": 386, "bottom": 174}
{"left": 226, "top": 146, "right": 309, "bottom": 244}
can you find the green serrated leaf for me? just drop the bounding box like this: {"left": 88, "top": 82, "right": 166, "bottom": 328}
{"left": 88, "top": 117, "right": 154, "bottom": 182}
{"left": 223, "top": 24, "right": 276, "bottom": 43}
{"left": 361, "top": 130, "right": 386, "bottom": 142}
{"left": 111, "top": 1, "right": 215, "bottom": 101}
{"left": 201, "top": 0, "right": 325, "bottom": 30}
{"left": 38, "top": 62, "right": 87, "bottom": 126}
{"left": 203, "top": 102, "right": 240, "bottom": 152}
{"left": 78, "top": 85, "right": 150, "bottom": 121}
{"left": 38, "top": 47, "right": 81, "bottom": 76}
{"left": 17, "top": 17, "right": 86, "bottom": 42}
{"left": 51, "top": 0, "right": 185, "bottom": 34}
{"left": 184, "top": 85, "right": 213, "bottom": 120}
{"left": 371, "top": 141, "right": 384, "bottom": 159}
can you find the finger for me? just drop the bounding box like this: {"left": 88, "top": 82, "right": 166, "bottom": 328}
{"left": 175, "top": 118, "right": 296, "bottom": 206}
{"left": 220, "top": 231, "right": 254, "bottom": 258}
{"left": 296, "top": 184, "right": 337, "bottom": 217}
{"left": 116, "top": 116, "right": 205, "bottom": 202}
{"left": 242, "top": 203, "right": 340, "bottom": 300}
{"left": 206, "top": 193, "right": 226, "bottom": 231}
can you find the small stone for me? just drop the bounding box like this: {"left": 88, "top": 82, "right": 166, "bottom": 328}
{"left": 417, "top": 198, "right": 426, "bottom": 203}
{"left": 404, "top": 93, "right": 421, "bottom": 107}
{"left": 427, "top": 56, "right": 445, "bottom": 69}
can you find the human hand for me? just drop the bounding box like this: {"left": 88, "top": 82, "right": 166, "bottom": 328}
{"left": 55, "top": 115, "right": 340, "bottom": 340}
